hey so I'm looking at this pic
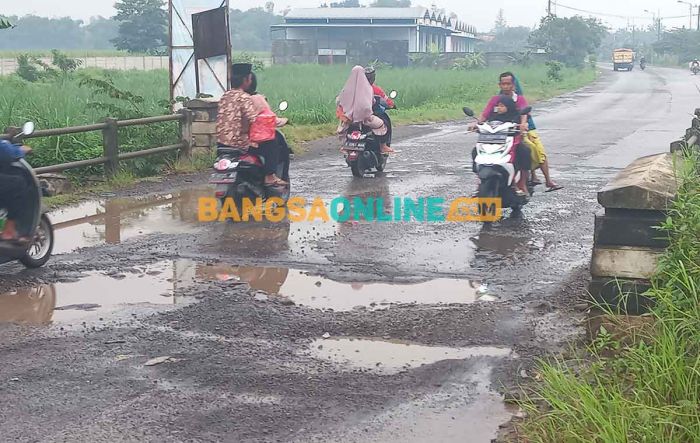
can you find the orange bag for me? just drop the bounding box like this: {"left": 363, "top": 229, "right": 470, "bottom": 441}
{"left": 249, "top": 108, "right": 277, "bottom": 144}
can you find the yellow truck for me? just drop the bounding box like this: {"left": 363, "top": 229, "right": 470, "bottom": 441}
{"left": 613, "top": 48, "right": 635, "bottom": 71}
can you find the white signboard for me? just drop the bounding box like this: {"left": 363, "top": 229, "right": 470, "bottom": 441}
{"left": 169, "top": 0, "right": 230, "bottom": 109}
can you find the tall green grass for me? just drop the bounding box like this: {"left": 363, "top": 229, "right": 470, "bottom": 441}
{"left": 520, "top": 149, "right": 700, "bottom": 442}
{"left": 0, "top": 69, "right": 176, "bottom": 176}
{"left": 257, "top": 64, "right": 596, "bottom": 126}
{"left": 0, "top": 63, "right": 596, "bottom": 176}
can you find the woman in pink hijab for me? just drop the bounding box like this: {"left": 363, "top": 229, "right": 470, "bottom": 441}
{"left": 336, "top": 66, "right": 392, "bottom": 154}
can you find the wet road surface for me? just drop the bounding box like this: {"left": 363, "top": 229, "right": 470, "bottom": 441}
{"left": 0, "top": 66, "right": 695, "bottom": 442}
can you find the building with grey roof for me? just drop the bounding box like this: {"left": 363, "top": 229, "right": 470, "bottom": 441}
{"left": 270, "top": 7, "right": 477, "bottom": 66}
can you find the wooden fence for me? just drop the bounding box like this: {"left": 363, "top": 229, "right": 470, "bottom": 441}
{"left": 1, "top": 110, "right": 194, "bottom": 178}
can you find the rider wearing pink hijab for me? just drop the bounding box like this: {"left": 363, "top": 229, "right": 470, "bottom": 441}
{"left": 336, "top": 66, "right": 392, "bottom": 154}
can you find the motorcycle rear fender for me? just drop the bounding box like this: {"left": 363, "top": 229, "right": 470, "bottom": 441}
{"left": 477, "top": 163, "right": 515, "bottom": 186}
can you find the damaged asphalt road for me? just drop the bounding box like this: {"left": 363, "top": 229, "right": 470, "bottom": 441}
{"left": 0, "top": 66, "right": 696, "bottom": 442}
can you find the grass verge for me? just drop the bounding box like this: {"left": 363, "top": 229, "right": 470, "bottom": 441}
{"left": 517, "top": 148, "right": 700, "bottom": 442}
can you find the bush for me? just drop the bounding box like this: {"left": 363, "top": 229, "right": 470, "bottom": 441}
{"left": 233, "top": 51, "right": 266, "bottom": 72}
{"left": 452, "top": 53, "right": 486, "bottom": 71}
{"left": 587, "top": 54, "right": 598, "bottom": 69}
{"left": 546, "top": 60, "right": 564, "bottom": 82}
{"left": 51, "top": 50, "right": 83, "bottom": 74}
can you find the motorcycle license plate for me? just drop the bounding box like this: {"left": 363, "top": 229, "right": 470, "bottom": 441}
{"left": 209, "top": 172, "right": 236, "bottom": 184}
{"left": 344, "top": 142, "right": 365, "bottom": 150}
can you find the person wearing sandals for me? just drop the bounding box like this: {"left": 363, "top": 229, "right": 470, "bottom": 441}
{"left": 246, "top": 72, "right": 290, "bottom": 185}
{"left": 506, "top": 75, "right": 563, "bottom": 193}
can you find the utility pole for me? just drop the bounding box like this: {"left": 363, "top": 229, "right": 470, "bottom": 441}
{"left": 547, "top": 0, "right": 552, "bottom": 17}
{"left": 678, "top": 1, "right": 694, "bottom": 30}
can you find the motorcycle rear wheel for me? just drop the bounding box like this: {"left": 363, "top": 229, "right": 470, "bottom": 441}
{"left": 350, "top": 162, "right": 363, "bottom": 178}
{"left": 376, "top": 155, "right": 387, "bottom": 172}
{"left": 20, "top": 215, "right": 54, "bottom": 268}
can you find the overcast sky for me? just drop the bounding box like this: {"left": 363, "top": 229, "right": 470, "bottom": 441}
{"left": 2, "top": 0, "right": 697, "bottom": 31}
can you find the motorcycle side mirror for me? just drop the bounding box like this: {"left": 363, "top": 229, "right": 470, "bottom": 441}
{"left": 389, "top": 90, "right": 398, "bottom": 99}
{"left": 21, "top": 121, "right": 35, "bottom": 136}
{"left": 520, "top": 106, "right": 532, "bottom": 115}
{"left": 278, "top": 101, "right": 289, "bottom": 112}
{"left": 462, "top": 107, "right": 475, "bottom": 117}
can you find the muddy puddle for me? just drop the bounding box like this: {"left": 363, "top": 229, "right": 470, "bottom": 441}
{"left": 0, "top": 260, "right": 198, "bottom": 326}
{"left": 49, "top": 188, "right": 342, "bottom": 259}
{"left": 197, "top": 263, "right": 493, "bottom": 310}
{"left": 308, "top": 337, "right": 515, "bottom": 374}
{"left": 305, "top": 338, "right": 517, "bottom": 442}
{"left": 50, "top": 188, "right": 210, "bottom": 254}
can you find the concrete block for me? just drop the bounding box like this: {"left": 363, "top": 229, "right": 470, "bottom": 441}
{"left": 591, "top": 246, "right": 663, "bottom": 280}
{"left": 597, "top": 153, "right": 679, "bottom": 211}
{"left": 594, "top": 210, "right": 669, "bottom": 248}
{"left": 192, "top": 121, "right": 217, "bottom": 135}
{"left": 193, "top": 134, "right": 214, "bottom": 148}
{"left": 185, "top": 98, "right": 219, "bottom": 109}
{"left": 193, "top": 110, "right": 215, "bottom": 122}
{"left": 38, "top": 173, "right": 72, "bottom": 196}
{"left": 588, "top": 277, "right": 655, "bottom": 315}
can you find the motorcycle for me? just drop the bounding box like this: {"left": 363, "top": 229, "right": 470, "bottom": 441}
{"left": 0, "top": 122, "right": 55, "bottom": 268}
{"left": 640, "top": 59, "right": 646, "bottom": 70}
{"left": 341, "top": 90, "right": 397, "bottom": 178}
{"left": 692, "top": 63, "right": 700, "bottom": 75}
{"left": 210, "top": 101, "right": 291, "bottom": 210}
{"left": 462, "top": 106, "right": 534, "bottom": 213}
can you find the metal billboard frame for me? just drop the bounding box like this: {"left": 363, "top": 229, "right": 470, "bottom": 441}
{"left": 168, "top": 0, "right": 231, "bottom": 109}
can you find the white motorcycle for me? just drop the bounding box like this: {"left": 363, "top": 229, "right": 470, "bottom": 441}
{"left": 463, "top": 106, "right": 533, "bottom": 213}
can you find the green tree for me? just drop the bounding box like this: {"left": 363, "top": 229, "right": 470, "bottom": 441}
{"left": 653, "top": 29, "right": 700, "bottom": 62}
{"left": 330, "top": 0, "right": 360, "bottom": 7}
{"left": 530, "top": 15, "right": 608, "bottom": 67}
{"left": 0, "top": 15, "right": 117, "bottom": 50}
{"left": 0, "top": 15, "right": 86, "bottom": 50}
{"left": 230, "top": 8, "right": 282, "bottom": 51}
{"left": 112, "top": 0, "right": 167, "bottom": 53}
{"left": 493, "top": 9, "right": 507, "bottom": 33}
{"left": 370, "top": 0, "right": 411, "bottom": 6}
{"left": 83, "top": 17, "right": 119, "bottom": 49}
{"left": 478, "top": 26, "right": 532, "bottom": 52}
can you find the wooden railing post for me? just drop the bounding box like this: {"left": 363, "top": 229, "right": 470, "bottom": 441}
{"left": 178, "top": 109, "right": 194, "bottom": 159}
{"left": 102, "top": 118, "right": 119, "bottom": 178}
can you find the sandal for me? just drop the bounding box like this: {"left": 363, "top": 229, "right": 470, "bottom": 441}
{"left": 545, "top": 185, "right": 564, "bottom": 193}
{"left": 514, "top": 189, "right": 530, "bottom": 199}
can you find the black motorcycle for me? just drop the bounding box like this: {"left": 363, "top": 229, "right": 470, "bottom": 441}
{"left": 210, "top": 101, "right": 291, "bottom": 210}
{"left": 342, "top": 90, "right": 397, "bottom": 178}
{"left": 0, "top": 122, "right": 55, "bottom": 268}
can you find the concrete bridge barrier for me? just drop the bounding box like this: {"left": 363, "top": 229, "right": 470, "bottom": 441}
{"left": 588, "top": 111, "right": 700, "bottom": 315}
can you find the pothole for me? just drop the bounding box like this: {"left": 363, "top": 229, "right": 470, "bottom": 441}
{"left": 0, "top": 260, "right": 198, "bottom": 326}
{"left": 49, "top": 187, "right": 210, "bottom": 254}
{"left": 308, "top": 337, "right": 515, "bottom": 374}
{"left": 198, "top": 263, "right": 494, "bottom": 310}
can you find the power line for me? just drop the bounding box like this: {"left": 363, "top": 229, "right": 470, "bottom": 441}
{"left": 552, "top": 1, "right": 694, "bottom": 21}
